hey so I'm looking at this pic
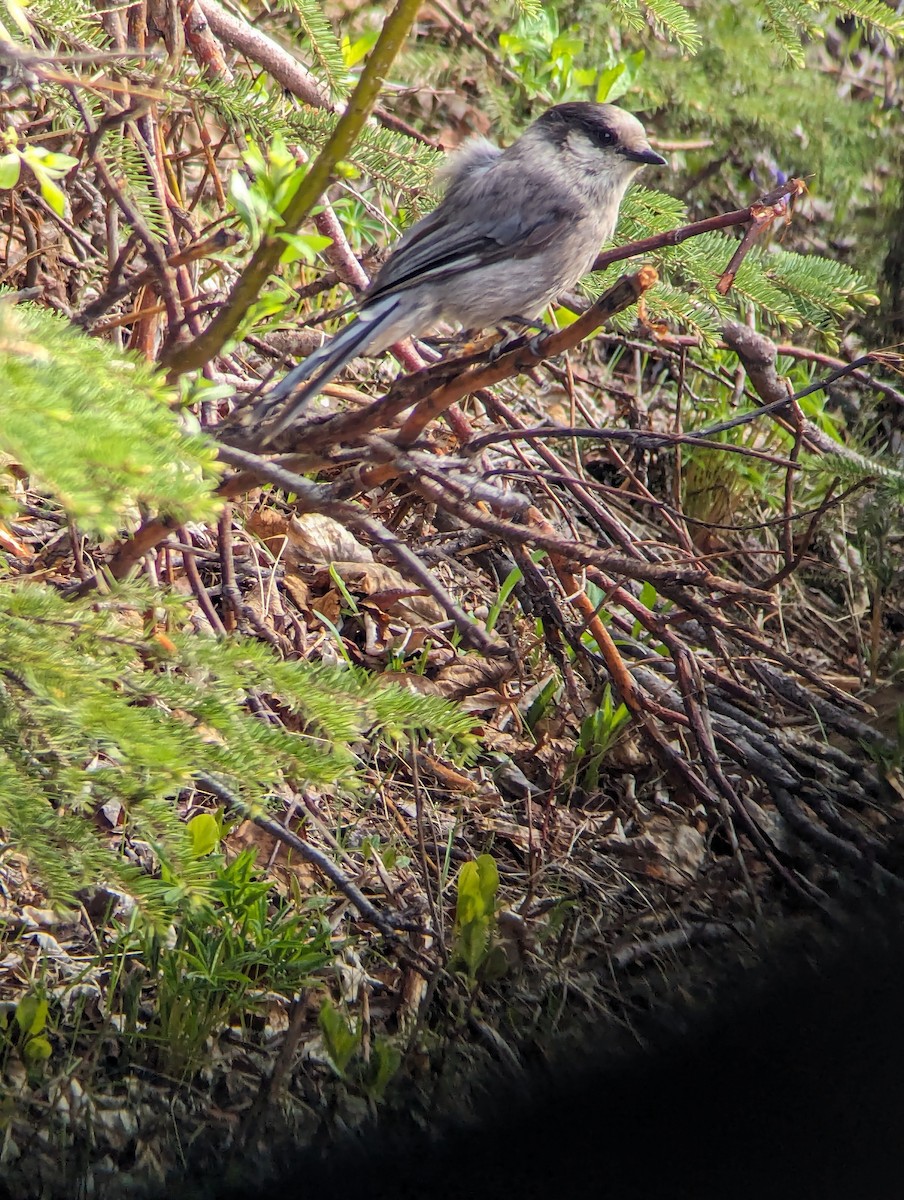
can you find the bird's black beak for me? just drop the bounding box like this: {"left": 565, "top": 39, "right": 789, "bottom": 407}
{"left": 621, "top": 146, "right": 668, "bottom": 166}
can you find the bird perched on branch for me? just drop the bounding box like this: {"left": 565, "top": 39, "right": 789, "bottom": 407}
{"left": 260, "top": 102, "right": 666, "bottom": 442}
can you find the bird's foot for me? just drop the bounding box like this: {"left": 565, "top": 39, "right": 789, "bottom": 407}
{"left": 503, "top": 314, "right": 555, "bottom": 337}
{"left": 487, "top": 315, "right": 554, "bottom": 362}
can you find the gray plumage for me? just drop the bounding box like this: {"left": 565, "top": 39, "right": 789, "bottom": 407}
{"left": 261, "top": 102, "right": 666, "bottom": 441}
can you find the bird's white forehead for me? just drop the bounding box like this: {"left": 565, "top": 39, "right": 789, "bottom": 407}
{"left": 607, "top": 109, "right": 647, "bottom": 141}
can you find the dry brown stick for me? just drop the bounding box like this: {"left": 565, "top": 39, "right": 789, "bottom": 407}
{"left": 72, "top": 448, "right": 332, "bottom": 594}
{"left": 253, "top": 989, "right": 311, "bottom": 1111}
{"left": 217, "top": 503, "right": 239, "bottom": 633}
{"left": 757, "top": 473, "right": 842, "bottom": 592}
{"left": 19, "top": 186, "right": 96, "bottom": 257}
{"left": 779, "top": 397, "right": 804, "bottom": 579}
{"left": 80, "top": 300, "right": 767, "bottom": 609}
{"left": 189, "top": 108, "right": 229, "bottom": 210}
{"left": 514, "top": 508, "right": 766, "bottom": 826}
{"left": 715, "top": 193, "right": 792, "bottom": 295}
{"left": 197, "top": 773, "right": 405, "bottom": 937}
{"left": 668, "top": 588, "right": 876, "bottom": 714}
{"left": 232, "top": 269, "right": 654, "bottom": 453}
{"left": 769, "top": 785, "right": 904, "bottom": 893}
{"left": 622, "top": 330, "right": 904, "bottom": 411}
{"left": 472, "top": 424, "right": 802, "bottom": 470}
{"left": 76, "top": 229, "right": 237, "bottom": 328}
{"left": 520, "top": 488, "right": 685, "bottom": 723}
{"left": 670, "top": 647, "right": 759, "bottom": 905}
{"left": 628, "top": 663, "right": 829, "bottom": 893}
{"left": 134, "top": 107, "right": 208, "bottom": 345}
{"left": 544, "top": 544, "right": 640, "bottom": 713}
{"left": 164, "top": 0, "right": 423, "bottom": 374}
{"left": 751, "top": 662, "right": 892, "bottom": 748}
{"left": 77, "top": 436, "right": 765, "bottom": 614}
{"left": 373, "top": 445, "right": 769, "bottom": 604}
{"left": 313, "top": 204, "right": 370, "bottom": 291}
{"left": 98, "top": 515, "right": 182, "bottom": 585}
{"left": 592, "top": 575, "right": 879, "bottom": 823}
{"left": 214, "top": 446, "right": 508, "bottom": 657}
{"left": 92, "top": 301, "right": 167, "bottom": 332}
{"left": 629, "top": 666, "right": 839, "bottom": 901}
{"left": 196, "top": 0, "right": 433, "bottom": 147}
{"left": 180, "top": 0, "right": 234, "bottom": 81}
{"left": 67, "top": 89, "right": 184, "bottom": 333}
{"left": 179, "top": 526, "right": 227, "bottom": 634}
{"left": 774, "top": 343, "right": 904, "bottom": 409}
{"left": 720, "top": 321, "right": 880, "bottom": 467}
{"left": 396, "top": 268, "right": 658, "bottom": 446}
{"left": 703, "top": 687, "right": 880, "bottom": 801}
{"left": 800, "top": 783, "right": 890, "bottom": 852}
{"left": 610, "top": 922, "right": 747, "bottom": 969}
{"left": 610, "top": 598, "right": 884, "bottom": 806}
{"left": 197, "top": 0, "right": 331, "bottom": 108}
{"left": 501, "top": 465, "right": 865, "bottom": 548}
{"left": 478, "top": 399, "right": 656, "bottom": 560}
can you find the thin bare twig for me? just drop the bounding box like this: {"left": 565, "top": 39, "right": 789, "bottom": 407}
{"left": 197, "top": 773, "right": 404, "bottom": 938}
{"left": 591, "top": 178, "right": 806, "bottom": 273}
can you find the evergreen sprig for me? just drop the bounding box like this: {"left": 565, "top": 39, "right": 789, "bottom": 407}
{"left": 174, "top": 67, "right": 299, "bottom": 145}
{"left": 607, "top": 0, "right": 702, "bottom": 53}
{"left": 605, "top": 0, "right": 904, "bottom": 61}
{"left": 288, "top": 108, "right": 441, "bottom": 201}
{"left": 0, "top": 299, "right": 220, "bottom": 534}
{"left": 20, "top": 0, "right": 108, "bottom": 48}
{"left": 271, "top": 0, "right": 348, "bottom": 98}
{"left": 761, "top": 0, "right": 822, "bottom": 66}
{"left": 101, "top": 129, "right": 169, "bottom": 242}
{"left": 585, "top": 189, "right": 877, "bottom": 345}
{"left": 0, "top": 582, "right": 476, "bottom": 910}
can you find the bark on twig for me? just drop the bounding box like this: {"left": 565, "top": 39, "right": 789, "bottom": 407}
{"left": 591, "top": 178, "right": 806, "bottom": 274}
{"left": 197, "top": 0, "right": 329, "bottom": 107}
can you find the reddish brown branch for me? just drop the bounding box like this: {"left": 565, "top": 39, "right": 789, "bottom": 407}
{"left": 591, "top": 178, "right": 806, "bottom": 273}
{"left": 716, "top": 195, "right": 791, "bottom": 294}
{"left": 180, "top": 0, "right": 234, "bottom": 81}
{"left": 234, "top": 268, "right": 657, "bottom": 455}
{"left": 196, "top": 0, "right": 331, "bottom": 109}
{"left": 720, "top": 322, "right": 880, "bottom": 468}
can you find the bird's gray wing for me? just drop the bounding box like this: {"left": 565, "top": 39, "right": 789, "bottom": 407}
{"left": 365, "top": 165, "right": 580, "bottom": 302}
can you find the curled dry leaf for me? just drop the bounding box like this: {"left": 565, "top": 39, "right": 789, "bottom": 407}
{"left": 246, "top": 510, "right": 374, "bottom": 567}
{"left": 246, "top": 506, "right": 296, "bottom": 562}
{"left": 330, "top": 561, "right": 446, "bottom": 626}
{"left": 289, "top": 513, "right": 374, "bottom": 566}
{"left": 433, "top": 656, "right": 515, "bottom": 699}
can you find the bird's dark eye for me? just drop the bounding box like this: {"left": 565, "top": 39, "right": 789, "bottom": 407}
{"left": 573, "top": 116, "right": 617, "bottom": 148}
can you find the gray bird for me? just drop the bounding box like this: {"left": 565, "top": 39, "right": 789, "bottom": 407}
{"left": 261, "top": 102, "right": 666, "bottom": 441}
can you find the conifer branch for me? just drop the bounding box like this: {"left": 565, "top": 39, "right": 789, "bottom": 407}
{"left": 197, "top": 0, "right": 331, "bottom": 109}
{"left": 162, "top": 0, "right": 424, "bottom": 375}
{"left": 592, "top": 178, "right": 806, "bottom": 273}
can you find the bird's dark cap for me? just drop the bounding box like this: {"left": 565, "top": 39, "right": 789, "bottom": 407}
{"left": 537, "top": 102, "right": 666, "bottom": 167}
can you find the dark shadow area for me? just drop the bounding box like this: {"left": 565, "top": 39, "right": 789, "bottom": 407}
{"left": 179, "top": 900, "right": 903, "bottom": 1200}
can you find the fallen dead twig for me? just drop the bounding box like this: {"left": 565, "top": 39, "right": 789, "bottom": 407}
{"left": 197, "top": 772, "right": 408, "bottom": 939}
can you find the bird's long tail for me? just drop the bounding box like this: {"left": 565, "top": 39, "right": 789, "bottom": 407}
{"left": 260, "top": 295, "right": 403, "bottom": 444}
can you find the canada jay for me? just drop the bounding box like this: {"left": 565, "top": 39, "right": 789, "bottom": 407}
{"left": 262, "top": 102, "right": 666, "bottom": 438}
